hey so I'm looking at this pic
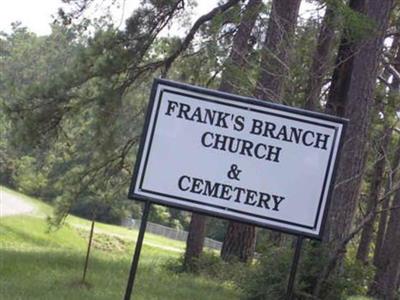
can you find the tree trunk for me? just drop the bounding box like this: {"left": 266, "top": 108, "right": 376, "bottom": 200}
{"left": 304, "top": 4, "right": 337, "bottom": 110}
{"left": 185, "top": 0, "right": 262, "bottom": 266}
{"left": 373, "top": 136, "right": 400, "bottom": 264}
{"left": 229, "top": 0, "right": 300, "bottom": 254}
{"left": 373, "top": 178, "right": 391, "bottom": 266}
{"left": 397, "top": 275, "right": 400, "bottom": 293}
{"left": 218, "top": 0, "right": 263, "bottom": 263}
{"left": 369, "top": 183, "right": 400, "bottom": 299}
{"left": 356, "top": 125, "right": 391, "bottom": 263}
{"left": 253, "top": 0, "right": 301, "bottom": 102}
{"left": 221, "top": 222, "right": 256, "bottom": 262}
{"left": 372, "top": 36, "right": 400, "bottom": 267}
{"left": 324, "top": 0, "right": 365, "bottom": 117}
{"left": 183, "top": 213, "right": 207, "bottom": 271}
{"left": 219, "top": 0, "right": 262, "bottom": 93}
{"left": 357, "top": 33, "right": 400, "bottom": 264}
{"left": 222, "top": 0, "right": 301, "bottom": 261}
{"left": 313, "top": 0, "right": 393, "bottom": 296}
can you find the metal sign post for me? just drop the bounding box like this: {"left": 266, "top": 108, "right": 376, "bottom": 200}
{"left": 285, "top": 235, "right": 304, "bottom": 300}
{"left": 124, "top": 200, "right": 152, "bottom": 300}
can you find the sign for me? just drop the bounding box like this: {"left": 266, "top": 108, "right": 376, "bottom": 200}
{"left": 129, "top": 79, "right": 346, "bottom": 239}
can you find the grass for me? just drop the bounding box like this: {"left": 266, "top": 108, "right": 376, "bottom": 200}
{"left": 1, "top": 186, "right": 187, "bottom": 251}
{"left": 0, "top": 187, "right": 240, "bottom": 300}
{"left": 347, "top": 296, "right": 373, "bottom": 300}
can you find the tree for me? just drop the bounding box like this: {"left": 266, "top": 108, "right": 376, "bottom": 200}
{"left": 369, "top": 166, "right": 400, "bottom": 298}
{"left": 313, "top": 0, "right": 394, "bottom": 296}
{"left": 372, "top": 33, "right": 400, "bottom": 268}
{"left": 247, "top": 0, "right": 301, "bottom": 249}
{"left": 5, "top": 0, "right": 243, "bottom": 281}
{"left": 304, "top": 1, "right": 338, "bottom": 110}
{"left": 183, "top": 212, "right": 207, "bottom": 271}
{"left": 221, "top": 0, "right": 301, "bottom": 261}
{"left": 184, "top": 0, "right": 263, "bottom": 267}
{"left": 373, "top": 132, "right": 400, "bottom": 269}
{"left": 254, "top": 0, "right": 302, "bottom": 102}
{"left": 355, "top": 120, "right": 392, "bottom": 264}
{"left": 5, "top": 0, "right": 243, "bottom": 218}
{"left": 217, "top": 0, "right": 263, "bottom": 263}
{"left": 368, "top": 33, "right": 400, "bottom": 297}
{"left": 355, "top": 36, "right": 400, "bottom": 263}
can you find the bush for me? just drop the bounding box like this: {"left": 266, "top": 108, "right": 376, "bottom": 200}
{"left": 165, "top": 251, "right": 252, "bottom": 288}
{"left": 297, "top": 241, "right": 374, "bottom": 299}
{"left": 240, "top": 246, "right": 292, "bottom": 300}
{"left": 334, "top": 252, "right": 375, "bottom": 297}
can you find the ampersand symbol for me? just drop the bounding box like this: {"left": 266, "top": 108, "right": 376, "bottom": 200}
{"left": 227, "top": 164, "right": 242, "bottom": 181}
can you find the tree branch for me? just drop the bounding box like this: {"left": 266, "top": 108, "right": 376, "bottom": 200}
{"left": 161, "top": 0, "right": 241, "bottom": 77}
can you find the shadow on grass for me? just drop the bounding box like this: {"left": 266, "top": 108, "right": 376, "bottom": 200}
{"left": 0, "top": 248, "right": 240, "bottom": 300}
{"left": 0, "top": 222, "right": 54, "bottom": 248}
{"left": 0, "top": 247, "right": 129, "bottom": 300}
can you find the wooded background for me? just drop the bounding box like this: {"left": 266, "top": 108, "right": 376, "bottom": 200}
{"left": 1, "top": 0, "right": 400, "bottom": 298}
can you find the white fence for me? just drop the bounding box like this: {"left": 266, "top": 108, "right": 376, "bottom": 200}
{"left": 122, "top": 218, "right": 222, "bottom": 251}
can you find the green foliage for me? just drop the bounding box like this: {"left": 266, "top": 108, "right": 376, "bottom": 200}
{"left": 289, "top": 16, "right": 323, "bottom": 106}
{"left": 166, "top": 251, "right": 250, "bottom": 289}
{"left": 0, "top": 23, "right": 149, "bottom": 226}
{"left": 149, "top": 205, "right": 172, "bottom": 225}
{"left": 296, "top": 242, "right": 376, "bottom": 300}
{"left": 311, "top": 256, "right": 375, "bottom": 300}
{"left": 339, "top": 256, "right": 375, "bottom": 297}
{"left": 149, "top": 205, "right": 191, "bottom": 229}
{"left": 206, "top": 217, "right": 228, "bottom": 242}
{"left": 234, "top": 240, "right": 376, "bottom": 300}
{"left": 0, "top": 100, "right": 14, "bottom": 186}
{"left": 240, "top": 246, "right": 292, "bottom": 300}
{"left": 327, "top": 0, "right": 376, "bottom": 43}
{"left": 0, "top": 0, "right": 269, "bottom": 237}
{"left": 169, "top": 208, "right": 191, "bottom": 230}
{"left": 12, "top": 156, "right": 48, "bottom": 197}
{"left": 0, "top": 0, "right": 248, "bottom": 231}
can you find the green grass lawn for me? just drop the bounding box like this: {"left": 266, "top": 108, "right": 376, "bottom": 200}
{"left": 0, "top": 187, "right": 239, "bottom": 300}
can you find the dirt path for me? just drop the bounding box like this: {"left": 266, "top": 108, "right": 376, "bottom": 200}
{"left": 0, "top": 188, "right": 35, "bottom": 217}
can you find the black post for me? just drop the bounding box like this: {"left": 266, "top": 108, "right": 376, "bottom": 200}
{"left": 285, "top": 235, "right": 304, "bottom": 300}
{"left": 82, "top": 216, "right": 95, "bottom": 284}
{"left": 124, "top": 200, "right": 152, "bottom": 300}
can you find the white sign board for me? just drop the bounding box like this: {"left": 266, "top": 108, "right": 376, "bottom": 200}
{"left": 129, "top": 79, "right": 346, "bottom": 239}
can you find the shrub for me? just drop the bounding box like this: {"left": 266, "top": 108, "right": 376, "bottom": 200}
{"left": 240, "top": 246, "right": 292, "bottom": 300}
